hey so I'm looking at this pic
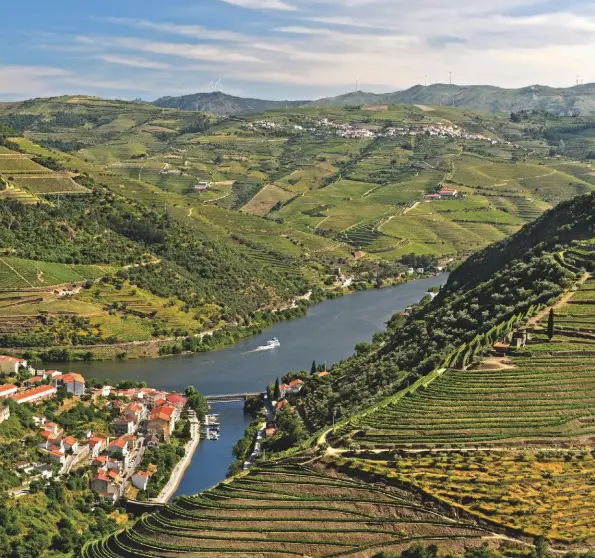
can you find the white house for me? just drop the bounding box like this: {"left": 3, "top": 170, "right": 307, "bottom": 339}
{"left": 107, "top": 436, "right": 134, "bottom": 457}
{"left": 11, "top": 385, "right": 56, "bottom": 404}
{"left": 131, "top": 470, "right": 152, "bottom": 491}
{"left": 62, "top": 436, "right": 79, "bottom": 453}
{"left": 88, "top": 436, "right": 107, "bottom": 458}
{"left": 52, "top": 373, "right": 85, "bottom": 396}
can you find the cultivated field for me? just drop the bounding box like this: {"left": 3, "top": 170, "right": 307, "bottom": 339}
{"left": 332, "top": 451, "right": 595, "bottom": 545}
{"left": 82, "top": 459, "right": 504, "bottom": 558}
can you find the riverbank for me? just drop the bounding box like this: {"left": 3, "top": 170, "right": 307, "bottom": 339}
{"left": 66, "top": 275, "right": 448, "bottom": 499}
{"left": 8, "top": 273, "right": 442, "bottom": 364}
{"left": 153, "top": 412, "right": 201, "bottom": 503}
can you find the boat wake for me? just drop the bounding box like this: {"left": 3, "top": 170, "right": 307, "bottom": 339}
{"left": 246, "top": 338, "right": 280, "bottom": 353}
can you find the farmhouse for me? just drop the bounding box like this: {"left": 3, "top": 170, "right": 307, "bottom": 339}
{"left": 10, "top": 385, "right": 56, "bottom": 404}
{"left": 194, "top": 181, "right": 211, "bottom": 191}
{"left": 438, "top": 187, "right": 458, "bottom": 197}
{"left": 0, "top": 355, "right": 28, "bottom": 375}
{"left": 424, "top": 193, "right": 442, "bottom": 200}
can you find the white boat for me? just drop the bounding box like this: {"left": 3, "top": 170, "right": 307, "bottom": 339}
{"left": 266, "top": 337, "right": 280, "bottom": 349}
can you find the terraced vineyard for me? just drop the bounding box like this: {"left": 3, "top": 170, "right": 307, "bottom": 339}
{"left": 330, "top": 451, "right": 595, "bottom": 544}
{"left": 12, "top": 175, "right": 90, "bottom": 194}
{"left": 338, "top": 267, "right": 595, "bottom": 449}
{"left": 0, "top": 257, "right": 109, "bottom": 289}
{"left": 83, "top": 460, "right": 501, "bottom": 558}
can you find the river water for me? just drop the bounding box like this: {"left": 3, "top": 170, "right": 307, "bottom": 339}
{"left": 67, "top": 274, "right": 447, "bottom": 497}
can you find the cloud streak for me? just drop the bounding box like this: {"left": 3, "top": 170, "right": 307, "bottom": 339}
{"left": 5, "top": 0, "right": 595, "bottom": 100}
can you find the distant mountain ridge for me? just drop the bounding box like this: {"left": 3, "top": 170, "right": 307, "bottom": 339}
{"left": 153, "top": 83, "right": 595, "bottom": 116}
{"left": 152, "top": 91, "right": 306, "bottom": 116}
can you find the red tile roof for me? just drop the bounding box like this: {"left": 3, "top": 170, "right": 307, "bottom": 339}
{"left": 289, "top": 379, "right": 304, "bottom": 387}
{"left": 10, "top": 384, "right": 56, "bottom": 402}
{"left": 55, "top": 372, "right": 85, "bottom": 384}
{"left": 275, "top": 400, "right": 289, "bottom": 412}
{"left": 63, "top": 436, "right": 78, "bottom": 446}
{"left": 109, "top": 437, "right": 129, "bottom": 449}
{"left": 0, "top": 384, "right": 17, "bottom": 395}
{"left": 150, "top": 406, "right": 175, "bottom": 422}
{"left": 0, "top": 355, "right": 24, "bottom": 363}
{"left": 166, "top": 394, "right": 187, "bottom": 405}
{"left": 89, "top": 436, "right": 106, "bottom": 448}
{"left": 316, "top": 371, "right": 329, "bottom": 377}
{"left": 93, "top": 474, "right": 110, "bottom": 483}
{"left": 265, "top": 427, "right": 277, "bottom": 437}
{"left": 135, "top": 470, "right": 153, "bottom": 478}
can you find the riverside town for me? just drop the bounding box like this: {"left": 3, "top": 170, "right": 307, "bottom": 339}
{"left": 0, "top": 355, "right": 205, "bottom": 507}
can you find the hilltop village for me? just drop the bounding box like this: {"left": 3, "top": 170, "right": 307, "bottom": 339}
{"left": 246, "top": 117, "right": 523, "bottom": 146}
{"left": 0, "top": 355, "right": 201, "bottom": 504}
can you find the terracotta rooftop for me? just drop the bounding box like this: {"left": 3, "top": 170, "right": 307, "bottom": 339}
{"left": 150, "top": 406, "right": 175, "bottom": 422}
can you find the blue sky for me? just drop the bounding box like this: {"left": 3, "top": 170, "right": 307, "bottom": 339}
{"left": 1, "top": 0, "right": 595, "bottom": 101}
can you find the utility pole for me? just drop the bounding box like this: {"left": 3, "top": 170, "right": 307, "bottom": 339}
{"left": 449, "top": 71, "right": 452, "bottom": 85}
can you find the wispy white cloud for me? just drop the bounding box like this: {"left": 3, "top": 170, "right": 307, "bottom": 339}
{"left": 216, "top": 0, "right": 298, "bottom": 11}
{"left": 0, "top": 65, "right": 70, "bottom": 97}
{"left": 96, "top": 54, "right": 173, "bottom": 70}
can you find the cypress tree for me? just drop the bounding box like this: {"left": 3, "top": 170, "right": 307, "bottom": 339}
{"left": 310, "top": 360, "right": 317, "bottom": 374}
{"left": 273, "top": 377, "right": 281, "bottom": 401}
{"left": 547, "top": 308, "right": 555, "bottom": 341}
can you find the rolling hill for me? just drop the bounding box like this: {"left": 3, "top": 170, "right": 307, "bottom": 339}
{"left": 153, "top": 83, "right": 595, "bottom": 116}
{"left": 153, "top": 91, "right": 306, "bottom": 115}
{"left": 2, "top": 95, "right": 595, "bottom": 360}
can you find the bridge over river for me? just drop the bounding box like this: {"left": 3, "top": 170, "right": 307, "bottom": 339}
{"left": 206, "top": 392, "right": 264, "bottom": 403}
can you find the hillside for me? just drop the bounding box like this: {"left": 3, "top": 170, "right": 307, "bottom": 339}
{"left": 87, "top": 192, "right": 595, "bottom": 556}
{"left": 2, "top": 96, "right": 595, "bottom": 359}
{"left": 155, "top": 83, "right": 595, "bottom": 117}
{"left": 153, "top": 91, "right": 306, "bottom": 115}
{"left": 3, "top": 96, "right": 595, "bottom": 266}
{"left": 313, "top": 84, "right": 595, "bottom": 116}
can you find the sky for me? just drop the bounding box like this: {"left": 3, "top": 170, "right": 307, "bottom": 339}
{"left": 1, "top": 0, "right": 595, "bottom": 101}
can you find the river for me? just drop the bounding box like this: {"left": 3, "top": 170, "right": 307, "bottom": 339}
{"left": 66, "top": 274, "right": 448, "bottom": 497}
